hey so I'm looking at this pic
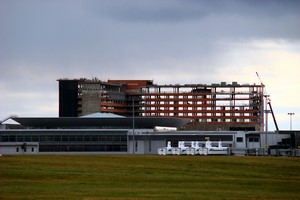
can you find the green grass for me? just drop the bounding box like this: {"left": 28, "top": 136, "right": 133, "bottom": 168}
{"left": 1, "top": 155, "right": 300, "bottom": 199}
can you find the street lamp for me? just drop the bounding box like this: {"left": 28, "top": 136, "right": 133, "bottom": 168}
{"left": 264, "top": 95, "right": 270, "bottom": 132}
{"left": 264, "top": 95, "right": 270, "bottom": 149}
{"left": 288, "top": 113, "right": 295, "bottom": 130}
{"left": 132, "top": 98, "right": 135, "bottom": 154}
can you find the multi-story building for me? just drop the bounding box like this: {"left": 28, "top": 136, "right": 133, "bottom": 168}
{"left": 58, "top": 79, "right": 264, "bottom": 131}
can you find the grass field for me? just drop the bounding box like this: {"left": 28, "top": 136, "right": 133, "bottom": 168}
{"left": 1, "top": 155, "right": 300, "bottom": 199}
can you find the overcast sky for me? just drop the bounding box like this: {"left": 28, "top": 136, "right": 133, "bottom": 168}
{"left": 1, "top": 0, "right": 300, "bottom": 130}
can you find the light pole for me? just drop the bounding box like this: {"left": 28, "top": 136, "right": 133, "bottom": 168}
{"left": 264, "top": 95, "right": 270, "bottom": 149}
{"left": 288, "top": 113, "right": 295, "bottom": 130}
{"left": 132, "top": 98, "right": 135, "bottom": 154}
{"left": 264, "top": 95, "right": 270, "bottom": 132}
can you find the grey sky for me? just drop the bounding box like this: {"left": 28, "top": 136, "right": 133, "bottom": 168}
{"left": 1, "top": 0, "right": 300, "bottom": 130}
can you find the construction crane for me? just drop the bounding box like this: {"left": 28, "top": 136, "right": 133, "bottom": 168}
{"left": 256, "top": 72, "right": 279, "bottom": 131}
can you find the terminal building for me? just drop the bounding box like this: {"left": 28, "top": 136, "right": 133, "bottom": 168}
{"left": 0, "top": 114, "right": 299, "bottom": 156}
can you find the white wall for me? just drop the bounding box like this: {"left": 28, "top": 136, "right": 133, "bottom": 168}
{"left": 234, "top": 131, "right": 246, "bottom": 148}
{"left": 0, "top": 142, "right": 39, "bottom": 155}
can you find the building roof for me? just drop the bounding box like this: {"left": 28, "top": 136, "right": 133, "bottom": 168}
{"left": 11, "top": 117, "right": 190, "bottom": 129}
{"left": 80, "top": 112, "right": 125, "bottom": 118}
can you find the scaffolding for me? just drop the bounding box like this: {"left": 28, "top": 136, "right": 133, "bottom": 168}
{"left": 139, "top": 82, "right": 263, "bottom": 129}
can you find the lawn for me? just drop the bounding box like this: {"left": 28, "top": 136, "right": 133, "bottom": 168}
{"left": 1, "top": 155, "right": 300, "bottom": 199}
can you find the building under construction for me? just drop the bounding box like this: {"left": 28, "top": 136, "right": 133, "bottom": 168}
{"left": 58, "top": 79, "right": 264, "bottom": 131}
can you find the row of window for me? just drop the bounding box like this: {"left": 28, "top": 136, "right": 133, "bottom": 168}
{"left": 39, "top": 144, "right": 127, "bottom": 152}
{"left": 236, "top": 137, "right": 260, "bottom": 143}
{"left": 0, "top": 135, "right": 127, "bottom": 143}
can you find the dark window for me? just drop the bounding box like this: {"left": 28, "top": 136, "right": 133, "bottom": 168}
{"left": 113, "top": 136, "right": 121, "bottom": 142}
{"left": 84, "top": 135, "right": 91, "bottom": 142}
{"left": 91, "top": 135, "right": 98, "bottom": 142}
{"left": 230, "top": 127, "right": 255, "bottom": 131}
{"left": 40, "top": 136, "right": 47, "bottom": 142}
{"left": 62, "top": 136, "right": 69, "bottom": 142}
{"left": 17, "top": 135, "right": 24, "bottom": 142}
{"left": 121, "top": 135, "right": 127, "bottom": 142}
{"left": 77, "top": 136, "right": 84, "bottom": 142}
{"left": 249, "top": 137, "right": 259, "bottom": 143}
{"left": 24, "top": 135, "right": 31, "bottom": 142}
{"left": 1, "top": 136, "right": 9, "bottom": 142}
{"left": 32, "top": 136, "right": 39, "bottom": 142}
{"left": 9, "top": 135, "right": 16, "bottom": 142}
{"left": 69, "top": 136, "right": 76, "bottom": 142}
{"left": 54, "top": 135, "right": 61, "bottom": 142}
{"left": 47, "top": 136, "right": 55, "bottom": 142}
{"left": 106, "top": 136, "right": 113, "bottom": 142}
{"left": 99, "top": 136, "right": 106, "bottom": 141}
{"left": 237, "top": 137, "right": 243, "bottom": 142}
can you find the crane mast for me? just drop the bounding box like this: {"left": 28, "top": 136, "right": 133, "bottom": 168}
{"left": 268, "top": 101, "right": 279, "bottom": 131}
{"left": 256, "top": 72, "right": 279, "bottom": 131}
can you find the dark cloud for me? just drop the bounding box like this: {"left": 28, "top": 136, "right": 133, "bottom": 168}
{"left": 90, "top": 0, "right": 300, "bottom": 40}
{"left": 2, "top": 0, "right": 299, "bottom": 65}
{"left": 94, "top": 0, "right": 209, "bottom": 23}
{"left": 90, "top": 0, "right": 300, "bottom": 23}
